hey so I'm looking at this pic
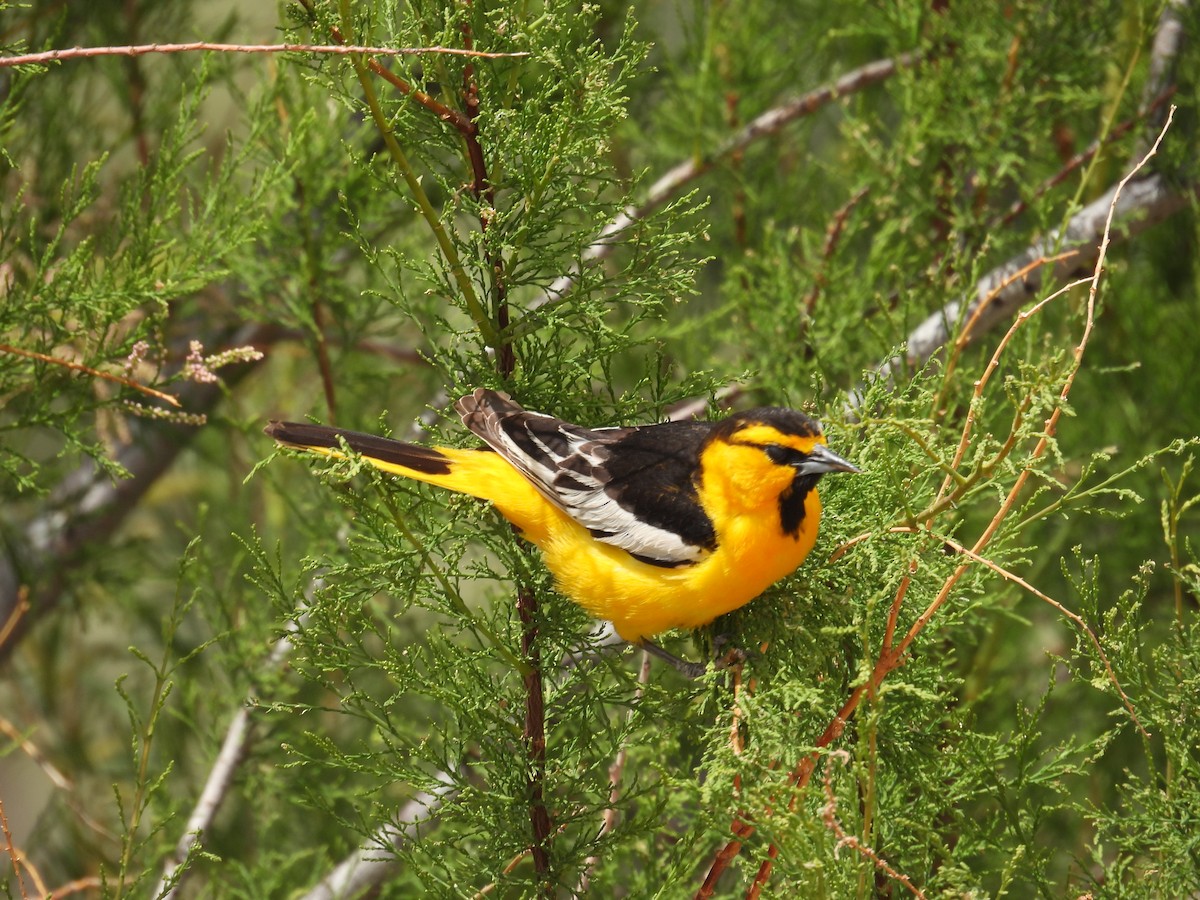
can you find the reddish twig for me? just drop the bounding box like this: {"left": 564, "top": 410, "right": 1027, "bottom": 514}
{"left": 932, "top": 531, "right": 1144, "bottom": 735}
{"left": 0, "top": 41, "right": 528, "bottom": 69}
{"left": 1001, "top": 87, "right": 1176, "bottom": 227}
{"left": 0, "top": 342, "right": 181, "bottom": 407}
{"left": 49, "top": 877, "right": 104, "bottom": 898}
{"left": 0, "top": 586, "right": 29, "bottom": 650}
{"left": 894, "top": 108, "right": 1177, "bottom": 678}
{"left": 121, "top": 1, "right": 151, "bottom": 168}
{"left": 472, "top": 821, "right": 573, "bottom": 899}
{"left": 313, "top": 1, "right": 507, "bottom": 134}
{"left": 458, "top": 5, "right": 491, "bottom": 199}
{"left": 0, "top": 794, "right": 39, "bottom": 895}
{"left": 855, "top": 173, "right": 1191, "bottom": 415}
{"left": 0, "top": 714, "right": 72, "bottom": 793}
{"left": 820, "top": 751, "right": 926, "bottom": 898}
{"left": 932, "top": 269, "right": 1093, "bottom": 505}
{"left": 0, "top": 322, "right": 279, "bottom": 662}
{"left": 695, "top": 819, "right": 756, "bottom": 899}
{"left": 456, "top": 1, "right": 512, "bottom": 376}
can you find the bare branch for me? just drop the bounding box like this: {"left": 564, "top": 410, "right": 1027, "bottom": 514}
{"left": 819, "top": 751, "right": 926, "bottom": 899}
{"left": 701, "top": 105, "right": 1178, "bottom": 896}
{"left": 850, "top": 172, "right": 1193, "bottom": 413}
{"left": 0, "top": 42, "right": 528, "bottom": 69}
{"left": 155, "top": 590, "right": 313, "bottom": 899}
{"left": 533, "top": 52, "right": 922, "bottom": 313}
{"left": 0, "top": 343, "right": 181, "bottom": 407}
{"left": 518, "top": 586, "right": 554, "bottom": 894}
{"left": 300, "top": 771, "right": 460, "bottom": 900}
{"left": 1133, "top": 0, "right": 1188, "bottom": 163}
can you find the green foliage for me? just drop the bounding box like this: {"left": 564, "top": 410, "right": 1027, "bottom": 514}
{"left": 2, "top": 0, "right": 1200, "bottom": 897}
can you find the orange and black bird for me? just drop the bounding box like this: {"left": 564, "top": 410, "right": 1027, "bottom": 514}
{"left": 267, "top": 389, "right": 858, "bottom": 668}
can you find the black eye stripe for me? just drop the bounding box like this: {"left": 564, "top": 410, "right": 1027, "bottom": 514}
{"left": 763, "top": 443, "right": 805, "bottom": 466}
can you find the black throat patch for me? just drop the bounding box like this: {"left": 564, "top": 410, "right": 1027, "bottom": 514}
{"left": 778, "top": 472, "right": 822, "bottom": 538}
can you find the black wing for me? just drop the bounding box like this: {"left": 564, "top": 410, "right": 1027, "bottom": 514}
{"left": 456, "top": 389, "right": 717, "bottom": 566}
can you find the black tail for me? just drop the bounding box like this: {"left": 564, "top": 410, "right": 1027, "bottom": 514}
{"left": 264, "top": 421, "right": 452, "bottom": 476}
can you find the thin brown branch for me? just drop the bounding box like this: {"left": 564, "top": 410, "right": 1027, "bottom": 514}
{"left": 843, "top": 524, "right": 1147, "bottom": 740}
{"left": 0, "top": 342, "right": 181, "bottom": 407}
{"left": 1000, "top": 87, "right": 1176, "bottom": 227}
{"left": 314, "top": 16, "right": 477, "bottom": 136}
{"left": 700, "top": 680, "right": 868, "bottom": 895}
{"left": 518, "top": 586, "right": 554, "bottom": 895}
{"left": 695, "top": 819, "right": 756, "bottom": 899}
{"left": 0, "top": 794, "right": 43, "bottom": 896}
{"left": 459, "top": 6, "right": 490, "bottom": 198}
{"left": 0, "top": 41, "right": 529, "bottom": 69}
{"left": 473, "top": 821, "right": 574, "bottom": 899}
{"left": 745, "top": 846, "right": 778, "bottom": 899}
{"left": 0, "top": 715, "right": 72, "bottom": 792}
{"left": 0, "top": 585, "right": 28, "bottom": 648}
{"left": 927, "top": 531, "right": 1146, "bottom": 737}
{"left": 934, "top": 271, "right": 1093, "bottom": 505}
{"left": 457, "top": 0, "right": 512, "bottom": 376}
{"left": 888, "top": 110, "right": 1176, "bottom": 733}
{"left": 882, "top": 559, "right": 917, "bottom": 655}
{"left": 362, "top": 50, "right": 472, "bottom": 132}
{"left": 948, "top": 252, "right": 1079, "bottom": 368}
{"left": 801, "top": 186, "right": 870, "bottom": 317}
{"left": 0, "top": 322, "right": 280, "bottom": 661}
{"left": 0, "top": 712, "right": 113, "bottom": 847}
{"left": 48, "top": 877, "right": 103, "bottom": 899}
{"left": 820, "top": 752, "right": 926, "bottom": 899}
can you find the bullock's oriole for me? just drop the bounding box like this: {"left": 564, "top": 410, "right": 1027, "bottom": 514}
{"left": 267, "top": 389, "right": 858, "bottom": 670}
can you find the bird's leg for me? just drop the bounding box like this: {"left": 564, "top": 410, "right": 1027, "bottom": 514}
{"left": 638, "top": 639, "right": 745, "bottom": 679}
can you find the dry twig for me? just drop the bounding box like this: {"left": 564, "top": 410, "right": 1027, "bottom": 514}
{"left": 0, "top": 42, "right": 528, "bottom": 69}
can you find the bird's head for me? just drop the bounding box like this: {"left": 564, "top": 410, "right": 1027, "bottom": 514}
{"left": 699, "top": 408, "right": 859, "bottom": 532}
{"left": 714, "top": 407, "right": 859, "bottom": 473}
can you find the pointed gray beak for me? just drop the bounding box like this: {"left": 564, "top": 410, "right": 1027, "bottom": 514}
{"left": 799, "top": 443, "right": 861, "bottom": 476}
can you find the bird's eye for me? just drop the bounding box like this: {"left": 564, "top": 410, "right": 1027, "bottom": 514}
{"left": 764, "top": 444, "right": 802, "bottom": 466}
